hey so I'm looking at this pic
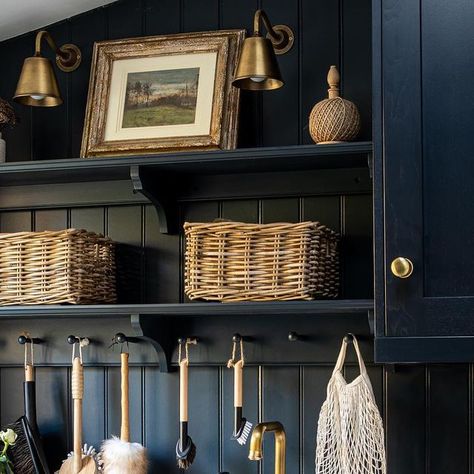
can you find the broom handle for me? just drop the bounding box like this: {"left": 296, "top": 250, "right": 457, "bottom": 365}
{"left": 180, "top": 359, "right": 188, "bottom": 422}
{"left": 234, "top": 360, "right": 243, "bottom": 408}
{"left": 72, "top": 357, "right": 84, "bottom": 474}
{"left": 25, "top": 363, "right": 34, "bottom": 382}
{"left": 120, "top": 352, "right": 130, "bottom": 443}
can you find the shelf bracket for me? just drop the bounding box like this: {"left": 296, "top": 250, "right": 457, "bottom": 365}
{"left": 367, "top": 153, "right": 373, "bottom": 179}
{"left": 130, "top": 165, "right": 178, "bottom": 234}
{"left": 130, "top": 313, "right": 174, "bottom": 372}
{"left": 368, "top": 309, "right": 375, "bottom": 336}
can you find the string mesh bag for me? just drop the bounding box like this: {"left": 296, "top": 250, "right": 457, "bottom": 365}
{"left": 315, "top": 335, "right": 386, "bottom": 474}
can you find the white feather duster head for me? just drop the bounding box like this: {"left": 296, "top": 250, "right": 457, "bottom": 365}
{"left": 101, "top": 437, "right": 148, "bottom": 474}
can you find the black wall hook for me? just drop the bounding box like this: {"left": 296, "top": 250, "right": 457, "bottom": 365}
{"left": 18, "top": 335, "right": 42, "bottom": 345}
{"left": 67, "top": 335, "right": 90, "bottom": 345}
{"left": 178, "top": 337, "right": 198, "bottom": 345}
{"left": 344, "top": 333, "right": 355, "bottom": 343}
{"left": 288, "top": 331, "right": 300, "bottom": 342}
{"left": 115, "top": 332, "right": 141, "bottom": 344}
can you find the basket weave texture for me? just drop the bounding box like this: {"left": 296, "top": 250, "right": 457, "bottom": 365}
{"left": 0, "top": 229, "right": 116, "bottom": 305}
{"left": 184, "top": 221, "right": 339, "bottom": 302}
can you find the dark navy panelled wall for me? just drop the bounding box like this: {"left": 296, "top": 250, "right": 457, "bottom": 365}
{"left": 0, "top": 1, "right": 471, "bottom": 473}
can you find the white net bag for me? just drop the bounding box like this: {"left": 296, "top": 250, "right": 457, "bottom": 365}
{"left": 316, "top": 335, "right": 386, "bottom": 474}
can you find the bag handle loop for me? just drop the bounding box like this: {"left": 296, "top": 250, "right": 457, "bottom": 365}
{"left": 332, "top": 334, "right": 367, "bottom": 376}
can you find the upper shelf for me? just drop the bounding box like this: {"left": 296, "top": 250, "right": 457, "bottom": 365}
{"left": 0, "top": 142, "right": 372, "bottom": 187}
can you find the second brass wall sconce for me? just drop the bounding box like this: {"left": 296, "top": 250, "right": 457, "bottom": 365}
{"left": 14, "top": 30, "right": 82, "bottom": 107}
{"left": 233, "top": 10, "right": 294, "bottom": 91}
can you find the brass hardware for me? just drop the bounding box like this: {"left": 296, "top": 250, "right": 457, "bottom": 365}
{"left": 249, "top": 421, "right": 286, "bottom": 474}
{"left": 233, "top": 9, "right": 294, "bottom": 91}
{"left": 14, "top": 30, "right": 81, "bottom": 107}
{"left": 390, "top": 257, "right": 414, "bottom": 279}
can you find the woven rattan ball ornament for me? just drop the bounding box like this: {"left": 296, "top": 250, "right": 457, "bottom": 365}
{"left": 309, "top": 65, "right": 360, "bottom": 144}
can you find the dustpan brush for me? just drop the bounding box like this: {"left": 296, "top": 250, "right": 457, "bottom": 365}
{"left": 101, "top": 352, "right": 147, "bottom": 474}
{"left": 176, "top": 358, "right": 196, "bottom": 470}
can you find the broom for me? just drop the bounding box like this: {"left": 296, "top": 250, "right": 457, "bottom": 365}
{"left": 100, "top": 352, "right": 147, "bottom": 474}
{"left": 58, "top": 357, "right": 97, "bottom": 474}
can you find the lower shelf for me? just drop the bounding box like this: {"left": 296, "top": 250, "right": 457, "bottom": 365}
{"left": 0, "top": 300, "right": 374, "bottom": 371}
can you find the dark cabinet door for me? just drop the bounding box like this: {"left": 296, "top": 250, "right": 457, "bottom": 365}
{"left": 374, "top": 0, "right": 474, "bottom": 361}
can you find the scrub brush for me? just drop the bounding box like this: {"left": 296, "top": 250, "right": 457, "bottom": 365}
{"left": 176, "top": 339, "right": 197, "bottom": 470}
{"left": 227, "top": 335, "right": 252, "bottom": 445}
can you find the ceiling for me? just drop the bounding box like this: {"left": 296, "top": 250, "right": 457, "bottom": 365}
{"left": 0, "top": 0, "right": 116, "bottom": 41}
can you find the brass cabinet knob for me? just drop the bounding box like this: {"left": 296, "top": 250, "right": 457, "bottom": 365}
{"left": 390, "top": 257, "right": 414, "bottom": 278}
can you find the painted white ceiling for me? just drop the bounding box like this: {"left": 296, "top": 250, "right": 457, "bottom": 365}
{"left": 0, "top": 0, "right": 116, "bottom": 41}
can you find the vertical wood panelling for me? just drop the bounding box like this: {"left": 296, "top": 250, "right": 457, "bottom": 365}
{"left": 342, "top": 0, "right": 372, "bottom": 140}
{"left": 32, "top": 22, "right": 70, "bottom": 161}
{"left": 0, "top": 33, "right": 34, "bottom": 161}
{"left": 182, "top": 0, "right": 220, "bottom": 31}
{"left": 82, "top": 368, "right": 106, "bottom": 454}
{"left": 260, "top": 0, "right": 300, "bottom": 146}
{"left": 302, "top": 366, "right": 333, "bottom": 474}
{"left": 221, "top": 199, "right": 259, "bottom": 223}
{"left": 106, "top": 0, "right": 143, "bottom": 39}
{"left": 107, "top": 205, "right": 144, "bottom": 303}
{"left": 300, "top": 0, "right": 340, "bottom": 144}
{"left": 261, "top": 198, "right": 299, "bottom": 223}
{"left": 69, "top": 9, "right": 107, "bottom": 158}
{"left": 263, "top": 367, "right": 300, "bottom": 474}
{"left": 144, "top": 0, "right": 181, "bottom": 35}
{"left": 343, "top": 194, "right": 373, "bottom": 298}
{"left": 220, "top": 0, "right": 260, "bottom": 148}
{"left": 144, "top": 205, "right": 180, "bottom": 303}
{"left": 222, "top": 366, "right": 259, "bottom": 473}
{"left": 35, "top": 367, "right": 69, "bottom": 470}
{"left": 385, "top": 366, "right": 426, "bottom": 474}
{"left": 428, "top": 365, "right": 469, "bottom": 474}
{"left": 70, "top": 207, "right": 105, "bottom": 234}
{"left": 144, "top": 368, "right": 179, "bottom": 472}
{"left": 34, "top": 209, "right": 68, "bottom": 230}
{"left": 0, "top": 211, "right": 32, "bottom": 231}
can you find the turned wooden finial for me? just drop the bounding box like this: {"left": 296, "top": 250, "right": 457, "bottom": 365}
{"left": 327, "top": 65, "right": 340, "bottom": 99}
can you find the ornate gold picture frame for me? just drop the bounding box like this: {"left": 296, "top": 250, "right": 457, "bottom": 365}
{"left": 81, "top": 30, "right": 244, "bottom": 157}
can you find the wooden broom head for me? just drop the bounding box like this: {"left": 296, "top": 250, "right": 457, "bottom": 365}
{"left": 101, "top": 437, "right": 148, "bottom": 474}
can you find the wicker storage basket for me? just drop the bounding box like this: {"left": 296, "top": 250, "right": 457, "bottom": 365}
{"left": 0, "top": 229, "right": 116, "bottom": 305}
{"left": 184, "top": 221, "right": 339, "bottom": 302}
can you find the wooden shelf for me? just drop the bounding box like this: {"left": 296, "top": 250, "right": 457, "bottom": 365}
{"left": 0, "top": 142, "right": 372, "bottom": 186}
{"left": 0, "top": 299, "right": 373, "bottom": 318}
{"left": 0, "top": 300, "right": 374, "bottom": 371}
{"left": 0, "top": 142, "right": 372, "bottom": 233}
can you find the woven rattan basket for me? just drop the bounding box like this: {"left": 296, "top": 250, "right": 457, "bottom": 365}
{"left": 0, "top": 229, "right": 116, "bottom": 305}
{"left": 184, "top": 221, "right": 339, "bottom": 302}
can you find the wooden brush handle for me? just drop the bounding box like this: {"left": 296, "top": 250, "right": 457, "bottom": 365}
{"left": 234, "top": 360, "right": 243, "bottom": 408}
{"left": 72, "top": 357, "right": 83, "bottom": 473}
{"left": 179, "top": 359, "right": 189, "bottom": 422}
{"left": 25, "top": 363, "right": 34, "bottom": 382}
{"left": 120, "top": 352, "right": 130, "bottom": 443}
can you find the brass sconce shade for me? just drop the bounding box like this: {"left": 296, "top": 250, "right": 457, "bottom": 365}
{"left": 14, "top": 31, "right": 81, "bottom": 107}
{"left": 233, "top": 10, "right": 294, "bottom": 91}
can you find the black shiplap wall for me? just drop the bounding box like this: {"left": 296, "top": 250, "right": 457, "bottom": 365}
{"left": 0, "top": 1, "right": 470, "bottom": 473}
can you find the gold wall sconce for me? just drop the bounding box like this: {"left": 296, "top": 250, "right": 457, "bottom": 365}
{"left": 13, "top": 30, "right": 81, "bottom": 107}
{"left": 233, "top": 9, "right": 294, "bottom": 91}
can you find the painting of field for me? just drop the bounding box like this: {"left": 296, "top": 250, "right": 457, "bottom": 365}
{"left": 122, "top": 68, "right": 200, "bottom": 128}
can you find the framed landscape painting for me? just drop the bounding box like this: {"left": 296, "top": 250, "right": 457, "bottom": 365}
{"left": 81, "top": 30, "right": 244, "bottom": 157}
